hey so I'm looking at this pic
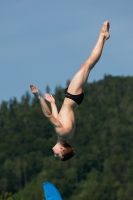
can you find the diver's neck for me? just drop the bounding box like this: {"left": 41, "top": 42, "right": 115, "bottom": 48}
{"left": 56, "top": 139, "right": 66, "bottom": 145}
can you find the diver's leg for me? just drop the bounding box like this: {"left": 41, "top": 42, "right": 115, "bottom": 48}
{"left": 67, "top": 21, "right": 110, "bottom": 95}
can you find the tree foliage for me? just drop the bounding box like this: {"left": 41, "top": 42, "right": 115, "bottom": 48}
{"left": 1, "top": 76, "right": 133, "bottom": 199}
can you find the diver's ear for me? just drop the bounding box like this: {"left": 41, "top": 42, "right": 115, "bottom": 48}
{"left": 60, "top": 145, "right": 65, "bottom": 150}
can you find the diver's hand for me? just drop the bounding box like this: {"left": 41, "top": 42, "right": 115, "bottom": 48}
{"left": 44, "top": 93, "right": 55, "bottom": 103}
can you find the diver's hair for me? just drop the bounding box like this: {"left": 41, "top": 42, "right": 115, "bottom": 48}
{"left": 61, "top": 142, "right": 75, "bottom": 161}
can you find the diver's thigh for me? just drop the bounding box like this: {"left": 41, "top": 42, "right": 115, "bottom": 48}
{"left": 67, "top": 68, "right": 88, "bottom": 94}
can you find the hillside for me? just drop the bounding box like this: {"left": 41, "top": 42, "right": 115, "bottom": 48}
{"left": 0, "top": 75, "right": 133, "bottom": 200}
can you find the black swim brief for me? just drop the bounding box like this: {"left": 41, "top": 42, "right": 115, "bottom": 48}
{"left": 64, "top": 88, "right": 84, "bottom": 105}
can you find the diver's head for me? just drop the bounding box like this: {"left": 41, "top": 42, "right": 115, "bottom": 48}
{"left": 52, "top": 142, "right": 75, "bottom": 161}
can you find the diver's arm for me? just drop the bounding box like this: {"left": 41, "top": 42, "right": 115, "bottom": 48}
{"left": 44, "top": 93, "right": 58, "bottom": 118}
{"left": 30, "top": 84, "right": 51, "bottom": 117}
{"left": 48, "top": 114, "right": 62, "bottom": 127}
{"left": 38, "top": 96, "right": 61, "bottom": 127}
{"left": 50, "top": 102, "right": 58, "bottom": 118}
{"left": 38, "top": 96, "right": 52, "bottom": 117}
{"left": 30, "top": 85, "right": 61, "bottom": 127}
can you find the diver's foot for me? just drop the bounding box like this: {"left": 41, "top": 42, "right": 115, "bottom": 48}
{"left": 100, "top": 21, "right": 110, "bottom": 41}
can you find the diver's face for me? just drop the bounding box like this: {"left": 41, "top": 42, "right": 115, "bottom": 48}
{"left": 52, "top": 144, "right": 64, "bottom": 158}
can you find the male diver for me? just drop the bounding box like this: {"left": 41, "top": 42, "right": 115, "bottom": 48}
{"left": 30, "top": 21, "right": 110, "bottom": 161}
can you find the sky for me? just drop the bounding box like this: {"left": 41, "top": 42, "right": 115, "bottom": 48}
{"left": 0, "top": 0, "right": 133, "bottom": 103}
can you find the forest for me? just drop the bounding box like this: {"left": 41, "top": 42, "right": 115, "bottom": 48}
{"left": 0, "top": 75, "right": 133, "bottom": 200}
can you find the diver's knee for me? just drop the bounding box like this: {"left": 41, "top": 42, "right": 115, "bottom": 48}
{"left": 81, "top": 59, "right": 92, "bottom": 71}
